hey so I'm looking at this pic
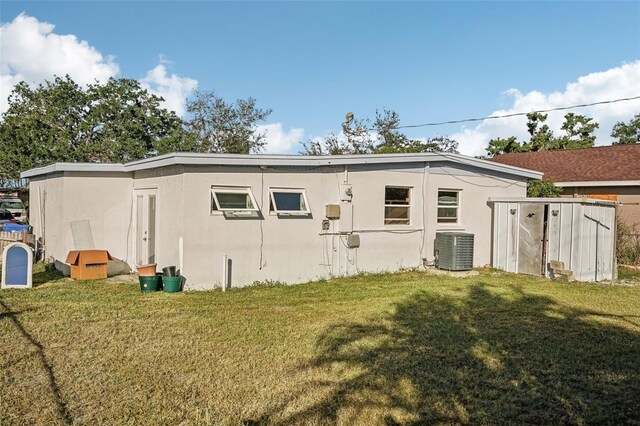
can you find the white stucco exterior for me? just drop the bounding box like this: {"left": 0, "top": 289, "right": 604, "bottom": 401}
{"left": 23, "top": 153, "right": 540, "bottom": 289}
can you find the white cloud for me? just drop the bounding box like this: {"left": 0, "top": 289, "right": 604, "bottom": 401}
{"left": 0, "top": 13, "right": 119, "bottom": 113}
{"left": 451, "top": 61, "right": 640, "bottom": 157}
{"left": 140, "top": 64, "right": 198, "bottom": 117}
{"left": 0, "top": 13, "right": 197, "bottom": 117}
{"left": 256, "top": 123, "right": 305, "bottom": 153}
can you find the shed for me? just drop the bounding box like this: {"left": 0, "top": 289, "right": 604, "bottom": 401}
{"left": 490, "top": 198, "right": 616, "bottom": 282}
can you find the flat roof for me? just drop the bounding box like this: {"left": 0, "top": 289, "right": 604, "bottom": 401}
{"left": 21, "top": 152, "right": 543, "bottom": 179}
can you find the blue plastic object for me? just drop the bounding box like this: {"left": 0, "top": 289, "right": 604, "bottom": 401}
{"left": 3, "top": 223, "right": 30, "bottom": 233}
{"left": 6, "top": 245, "right": 29, "bottom": 285}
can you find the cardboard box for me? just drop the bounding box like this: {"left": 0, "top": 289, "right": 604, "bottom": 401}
{"left": 65, "top": 250, "right": 112, "bottom": 280}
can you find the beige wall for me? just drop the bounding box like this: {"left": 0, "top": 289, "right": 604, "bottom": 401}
{"left": 29, "top": 172, "right": 133, "bottom": 263}
{"left": 132, "top": 166, "right": 185, "bottom": 271}
{"left": 179, "top": 163, "right": 526, "bottom": 289}
{"left": 29, "top": 162, "right": 527, "bottom": 289}
{"left": 563, "top": 186, "right": 640, "bottom": 228}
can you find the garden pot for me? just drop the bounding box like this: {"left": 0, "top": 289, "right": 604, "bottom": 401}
{"left": 136, "top": 263, "right": 157, "bottom": 276}
{"left": 162, "top": 276, "right": 182, "bottom": 293}
{"left": 139, "top": 275, "right": 160, "bottom": 292}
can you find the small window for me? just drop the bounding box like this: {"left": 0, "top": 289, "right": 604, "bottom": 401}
{"left": 437, "top": 190, "right": 460, "bottom": 223}
{"left": 269, "top": 188, "right": 310, "bottom": 215}
{"left": 211, "top": 187, "right": 258, "bottom": 213}
{"left": 384, "top": 186, "right": 411, "bottom": 225}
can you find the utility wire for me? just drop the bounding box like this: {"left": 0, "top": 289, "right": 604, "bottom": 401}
{"left": 384, "top": 95, "right": 640, "bottom": 130}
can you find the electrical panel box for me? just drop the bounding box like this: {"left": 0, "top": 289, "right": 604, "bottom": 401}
{"left": 325, "top": 204, "right": 340, "bottom": 219}
{"left": 340, "top": 183, "right": 353, "bottom": 202}
{"left": 347, "top": 234, "right": 360, "bottom": 248}
{"left": 434, "top": 232, "right": 474, "bottom": 271}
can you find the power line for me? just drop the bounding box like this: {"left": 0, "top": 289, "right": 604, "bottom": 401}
{"left": 390, "top": 95, "right": 640, "bottom": 130}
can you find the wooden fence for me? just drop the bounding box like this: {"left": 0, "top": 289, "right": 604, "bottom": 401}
{"left": 0, "top": 231, "right": 35, "bottom": 262}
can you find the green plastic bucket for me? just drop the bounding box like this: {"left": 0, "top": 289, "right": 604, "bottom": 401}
{"left": 139, "top": 275, "right": 160, "bottom": 292}
{"left": 162, "top": 276, "right": 182, "bottom": 293}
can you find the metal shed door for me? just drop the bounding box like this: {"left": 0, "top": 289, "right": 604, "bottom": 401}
{"left": 517, "top": 204, "right": 545, "bottom": 276}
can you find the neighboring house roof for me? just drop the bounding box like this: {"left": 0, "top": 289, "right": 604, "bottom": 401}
{"left": 21, "top": 152, "right": 543, "bottom": 180}
{"left": 491, "top": 144, "right": 640, "bottom": 186}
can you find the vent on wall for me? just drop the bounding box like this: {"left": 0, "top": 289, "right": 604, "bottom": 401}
{"left": 434, "top": 232, "right": 474, "bottom": 271}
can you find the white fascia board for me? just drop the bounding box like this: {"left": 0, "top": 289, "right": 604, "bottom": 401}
{"left": 488, "top": 197, "right": 617, "bottom": 206}
{"left": 554, "top": 180, "right": 640, "bottom": 187}
{"left": 124, "top": 152, "right": 542, "bottom": 178}
{"left": 22, "top": 152, "right": 543, "bottom": 180}
{"left": 20, "top": 163, "right": 126, "bottom": 178}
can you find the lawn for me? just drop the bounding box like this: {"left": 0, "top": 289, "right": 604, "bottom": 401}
{"left": 1, "top": 267, "right": 639, "bottom": 425}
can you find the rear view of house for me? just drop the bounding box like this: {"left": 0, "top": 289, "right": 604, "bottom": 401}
{"left": 22, "top": 152, "right": 540, "bottom": 289}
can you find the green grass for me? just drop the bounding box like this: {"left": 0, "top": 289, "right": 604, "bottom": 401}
{"left": 1, "top": 268, "right": 639, "bottom": 425}
{"left": 619, "top": 265, "right": 640, "bottom": 282}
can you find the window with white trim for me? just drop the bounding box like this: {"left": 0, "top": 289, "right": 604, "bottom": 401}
{"left": 269, "top": 188, "right": 310, "bottom": 216}
{"left": 384, "top": 186, "right": 411, "bottom": 225}
{"left": 437, "top": 190, "right": 460, "bottom": 223}
{"left": 211, "top": 187, "right": 259, "bottom": 213}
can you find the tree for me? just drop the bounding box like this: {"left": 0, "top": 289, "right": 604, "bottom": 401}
{"left": 301, "top": 109, "right": 459, "bottom": 155}
{"left": 526, "top": 112, "right": 555, "bottom": 151}
{"left": 527, "top": 179, "right": 563, "bottom": 198}
{"left": 486, "top": 136, "right": 527, "bottom": 157}
{"left": 0, "top": 75, "right": 186, "bottom": 183}
{"left": 611, "top": 113, "right": 640, "bottom": 145}
{"left": 485, "top": 112, "right": 599, "bottom": 157}
{"left": 556, "top": 112, "right": 598, "bottom": 149}
{"left": 183, "top": 89, "right": 272, "bottom": 154}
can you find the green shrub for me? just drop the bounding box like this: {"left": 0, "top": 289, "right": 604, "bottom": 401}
{"left": 617, "top": 220, "right": 640, "bottom": 266}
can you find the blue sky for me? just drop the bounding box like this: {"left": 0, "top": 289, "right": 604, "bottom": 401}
{"left": 1, "top": 1, "right": 639, "bottom": 155}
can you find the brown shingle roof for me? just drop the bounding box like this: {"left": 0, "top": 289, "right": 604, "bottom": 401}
{"left": 491, "top": 144, "right": 640, "bottom": 182}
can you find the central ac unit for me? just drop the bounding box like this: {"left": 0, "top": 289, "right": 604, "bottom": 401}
{"left": 434, "top": 232, "right": 474, "bottom": 271}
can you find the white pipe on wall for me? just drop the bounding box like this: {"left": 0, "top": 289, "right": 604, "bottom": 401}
{"left": 179, "top": 237, "right": 184, "bottom": 274}
{"left": 222, "top": 253, "right": 227, "bottom": 291}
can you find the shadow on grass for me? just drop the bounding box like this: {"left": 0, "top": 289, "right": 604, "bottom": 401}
{"left": 0, "top": 298, "right": 73, "bottom": 424}
{"left": 278, "top": 283, "right": 640, "bottom": 424}
{"left": 30, "top": 264, "right": 65, "bottom": 288}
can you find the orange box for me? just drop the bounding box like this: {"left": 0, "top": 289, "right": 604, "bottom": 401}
{"left": 65, "top": 250, "right": 112, "bottom": 280}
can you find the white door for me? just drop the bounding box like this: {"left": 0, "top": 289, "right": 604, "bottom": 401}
{"left": 135, "top": 189, "right": 158, "bottom": 266}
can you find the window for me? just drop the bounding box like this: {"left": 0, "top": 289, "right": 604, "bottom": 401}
{"left": 384, "top": 186, "right": 411, "bottom": 225}
{"left": 269, "top": 188, "right": 310, "bottom": 215}
{"left": 211, "top": 187, "right": 258, "bottom": 213}
{"left": 437, "top": 190, "right": 460, "bottom": 223}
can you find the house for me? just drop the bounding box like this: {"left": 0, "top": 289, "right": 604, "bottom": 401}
{"left": 491, "top": 144, "right": 640, "bottom": 227}
{"left": 21, "top": 152, "right": 541, "bottom": 289}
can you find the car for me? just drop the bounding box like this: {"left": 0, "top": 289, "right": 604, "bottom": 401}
{"left": 0, "top": 198, "right": 27, "bottom": 223}
{"left": 0, "top": 208, "right": 18, "bottom": 225}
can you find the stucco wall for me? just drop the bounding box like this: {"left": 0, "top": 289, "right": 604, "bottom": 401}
{"left": 27, "top": 161, "right": 527, "bottom": 289}
{"left": 179, "top": 163, "right": 526, "bottom": 289}
{"left": 563, "top": 186, "right": 640, "bottom": 228}
{"left": 29, "top": 174, "right": 65, "bottom": 262}
{"left": 132, "top": 166, "right": 185, "bottom": 271}
{"left": 28, "top": 172, "right": 132, "bottom": 264}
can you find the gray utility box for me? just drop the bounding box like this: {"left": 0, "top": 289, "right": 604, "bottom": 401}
{"left": 434, "top": 232, "right": 474, "bottom": 271}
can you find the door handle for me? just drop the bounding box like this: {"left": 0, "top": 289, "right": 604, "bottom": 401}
{"left": 143, "top": 237, "right": 148, "bottom": 241}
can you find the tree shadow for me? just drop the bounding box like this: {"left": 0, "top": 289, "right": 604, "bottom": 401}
{"left": 0, "top": 298, "right": 73, "bottom": 424}
{"left": 278, "top": 283, "right": 640, "bottom": 424}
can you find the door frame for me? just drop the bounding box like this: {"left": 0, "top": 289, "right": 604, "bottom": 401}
{"left": 133, "top": 188, "right": 159, "bottom": 266}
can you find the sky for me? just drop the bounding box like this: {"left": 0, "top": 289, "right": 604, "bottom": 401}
{"left": 1, "top": 1, "right": 639, "bottom": 156}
